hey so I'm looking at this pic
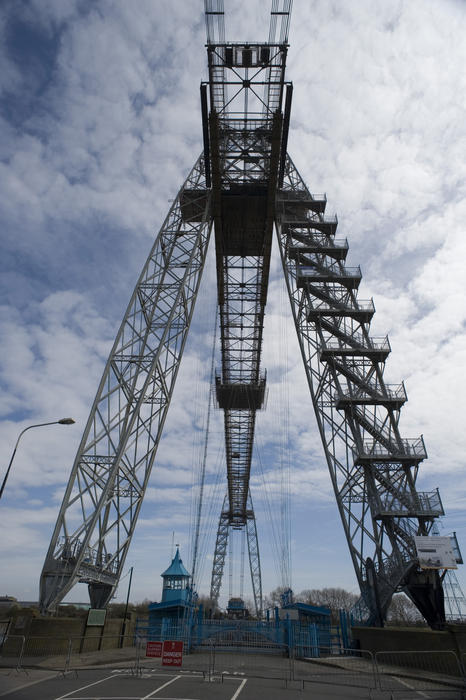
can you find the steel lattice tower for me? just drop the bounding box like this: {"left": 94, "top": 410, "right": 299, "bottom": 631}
{"left": 40, "top": 1, "right": 458, "bottom": 628}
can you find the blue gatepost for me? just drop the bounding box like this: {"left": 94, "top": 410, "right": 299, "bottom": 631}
{"left": 310, "top": 622, "right": 318, "bottom": 657}
{"left": 161, "top": 617, "right": 169, "bottom": 641}
{"left": 339, "top": 609, "right": 351, "bottom": 650}
{"left": 197, "top": 604, "right": 203, "bottom": 648}
{"left": 274, "top": 606, "right": 281, "bottom": 645}
{"left": 286, "top": 613, "right": 293, "bottom": 655}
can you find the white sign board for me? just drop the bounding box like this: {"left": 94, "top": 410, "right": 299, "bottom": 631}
{"left": 414, "top": 536, "right": 457, "bottom": 570}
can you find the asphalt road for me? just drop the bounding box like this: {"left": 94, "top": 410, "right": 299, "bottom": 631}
{"left": 0, "top": 667, "right": 464, "bottom": 700}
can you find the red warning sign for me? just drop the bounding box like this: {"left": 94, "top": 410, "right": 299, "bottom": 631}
{"left": 162, "top": 640, "right": 183, "bottom": 667}
{"left": 145, "top": 641, "right": 162, "bottom": 657}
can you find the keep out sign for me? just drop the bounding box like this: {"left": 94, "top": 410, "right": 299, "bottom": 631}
{"left": 145, "top": 641, "right": 162, "bottom": 658}
{"left": 162, "top": 640, "right": 183, "bottom": 667}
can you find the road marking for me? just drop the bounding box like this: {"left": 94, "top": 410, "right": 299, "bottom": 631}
{"left": 0, "top": 672, "right": 58, "bottom": 697}
{"left": 230, "top": 678, "right": 247, "bottom": 700}
{"left": 54, "top": 673, "right": 116, "bottom": 699}
{"left": 396, "top": 676, "right": 430, "bottom": 698}
{"left": 140, "top": 675, "right": 181, "bottom": 699}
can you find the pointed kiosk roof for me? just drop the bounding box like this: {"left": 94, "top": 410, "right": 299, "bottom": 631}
{"left": 161, "top": 548, "right": 190, "bottom": 578}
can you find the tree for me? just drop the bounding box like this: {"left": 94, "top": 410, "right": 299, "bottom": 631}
{"left": 386, "top": 594, "right": 425, "bottom": 626}
{"left": 263, "top": 586, "right": 289, "bottom": 610}
{"left": 297, "top": 588, "right": 358, "bottom": 612}
{"left": 264, "top": 587, "right": 359, "bottom": 624}
{"left": 195, "top": 595, "right": 225, "bottom": 618}
{"left": 133, "top": 599, "right": 150, "bottom": 614}
{"left": 243, "top": 597, "right": 255, "bottom": 618}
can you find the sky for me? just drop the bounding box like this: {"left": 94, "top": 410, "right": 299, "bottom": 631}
{"left": 1, "top": 0, "right": 466, "bottom": 612}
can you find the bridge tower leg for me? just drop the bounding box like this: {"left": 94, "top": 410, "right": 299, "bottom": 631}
{"left": 210, "top": 490, "right": 263, "bottom": 618}
{"left": 275, "top": 154, "right": 447, "bottom": 628}
{"left": 39, "top": 156, "right": 212, "bottom": 613}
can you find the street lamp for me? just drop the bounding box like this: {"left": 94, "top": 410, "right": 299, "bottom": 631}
{"left": 0, "top": 418, "right": 76, "bottom": 499}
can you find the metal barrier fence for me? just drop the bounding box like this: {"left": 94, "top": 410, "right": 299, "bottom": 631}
{"left": 67, "top": 636, "right": 138, "bottom": 672}
{"left": 293, "top": 646, "right": 377, "bottom": 691}
{"left": 0, "top": 635, "right": 138, "bottom": 672}
{"left": 375, "top": 650, "right": 465, "bottom": 695}
{"left": 135, "top": 638, "right": 291, "bottom": 681}
{"left": 135, "top": 638, "right": 210, "bottom": 678}
{"left": 0, "top": 635, "right": 25, "bottom": 670}
{"left": 21, "top": 635, "right": 74, "bottom": 671}
{"left": 2, "top": 632, "right": 466, "bottom": 696}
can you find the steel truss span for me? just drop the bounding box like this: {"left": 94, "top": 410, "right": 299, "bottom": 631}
{"left": 201, "top": 0, "right": 292, "bottom": 615}
{"left": 41, "top": 0, "right": 455, "bottom": 628}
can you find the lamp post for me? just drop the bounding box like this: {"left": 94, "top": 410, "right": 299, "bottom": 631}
{"left": 0, "top": 418, "right": 76, "bottom": 499}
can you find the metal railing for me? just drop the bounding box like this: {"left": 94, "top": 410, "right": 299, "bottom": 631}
{"left": 298, "top": 265, "right": 361, "bottom": 280}
{"left": 354, "top": 435, "right": 427, "bottom": 463}
{"left": 308, "top": 299, "right": 375, "bottom": 317}
{"left": 337, "top": 382, "right": 407, "bottom": 404}
{"left": 288, "top": 237, "right": 348, "bottom": 252}
{"left": 279, "top": 190, "right": 326, "bottom": 203}
{"left": 371, "top": 488, "right": 444, "bottom": 518}
{"left": 283, "top": 214, "right": 337, "bottom": 226}
{"left": 323, "top": 335, "right": 391, "bottom": 354}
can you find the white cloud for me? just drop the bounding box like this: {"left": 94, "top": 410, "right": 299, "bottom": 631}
{"left": 1, "top": 0, "right": 466, "bottom": 608}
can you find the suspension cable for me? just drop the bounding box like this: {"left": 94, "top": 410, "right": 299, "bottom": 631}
{"left": 191, "top": 306, "right": 218, "bottom": 587}
{"left": 240, "top": 527, "right": 246, "bottom": 600}
{"left": 205, "top": 0, "right": 225, "bottom": 45}
{"left": 268, "top": 0, "right": 293, "bottom": 44}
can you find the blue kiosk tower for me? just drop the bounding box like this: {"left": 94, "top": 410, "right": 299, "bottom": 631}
{"left": 148, "top": 548, "right": 194, "bottom": 632}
